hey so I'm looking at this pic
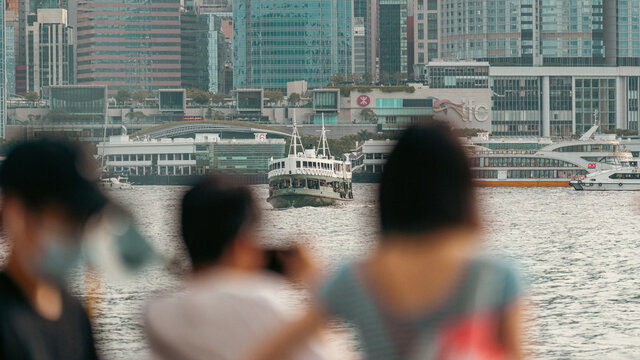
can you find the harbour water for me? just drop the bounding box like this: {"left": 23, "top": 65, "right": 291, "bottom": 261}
{"left": 2, "top": 184, "right": 640, "bottom": 358}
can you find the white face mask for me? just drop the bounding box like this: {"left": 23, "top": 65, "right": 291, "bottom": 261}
{"left": 15, "top": 233, "right": 84, "bottom": 284}
{"left": 36, "top": 237, "right": 84, "bottom": 283}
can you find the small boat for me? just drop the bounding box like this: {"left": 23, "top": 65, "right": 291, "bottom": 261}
{"left": 267, "top": 113, "right": 353, "bottom": 208}
{"left": 100, "top": 175, "right": 134, "bottom": 190}
{"left": 570, "top": 163, "right": 640, "bottom": 191}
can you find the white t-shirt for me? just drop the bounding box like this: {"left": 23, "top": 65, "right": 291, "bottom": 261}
{"left": 145, "top": 270, "right": 331, "bottom": 360}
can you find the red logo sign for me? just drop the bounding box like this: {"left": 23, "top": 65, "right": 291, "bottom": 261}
{"left": 588, "top": 163, "right": 597, "bottom": 169}
{"left": 357, "top": 95, "right": 371, "bottom": 107}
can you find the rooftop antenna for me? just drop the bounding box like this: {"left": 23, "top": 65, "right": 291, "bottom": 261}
{"left": 317, "top": 113, "right": 332, "bottom": 159}
{"left": 288, "top": 109, "right": 305, "bottom": 156}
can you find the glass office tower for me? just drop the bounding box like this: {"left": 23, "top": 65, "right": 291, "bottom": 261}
{"left": 233, "top": 0, "right": 352, "bottom": 90}
{"left": 379, "top": 0, "right": 407, "bottom": 75}
{"left": 1, "top": 0, "right": 6, "bottom": 139}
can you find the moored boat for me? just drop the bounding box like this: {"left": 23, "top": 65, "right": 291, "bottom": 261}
{"left": 469, "top": 122, "right": 633, "bottom": 187}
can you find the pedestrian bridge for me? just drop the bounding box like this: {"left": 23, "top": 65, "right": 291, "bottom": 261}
{"left": 132, "top": 121, "right": 290, "bottom": 140}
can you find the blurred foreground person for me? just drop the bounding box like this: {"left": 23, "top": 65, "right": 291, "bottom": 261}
{"left": 0, "top": 140, "right": 108, "bottom": 360}
{"left": 252, "top": 123, "right": 525, "bottom": 360}
{"left": 145, "top": 177, "right": 330, "bottom": 360}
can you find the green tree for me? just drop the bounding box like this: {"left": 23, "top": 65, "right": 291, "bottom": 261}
{"left": 125, "top": 111, "right": 146, "bottom": 122}
{"left": 264, "top": 89, "right": 284, "bottom": 105}
{"left": 392, "top": 72, "right": 407, "bottom": 85}
{"left": 288, "top": 92, "right": 301, "bottom": 106}
{"left": 360, "top": 108, "right": 377, "bottom": 123}
{"left": 361, "top": 72, "right": 373, "bottom": 85}
{"left": 330, "top": 73, "right": 346, "bottom": 85}
{"left": 132, "top": 90, "right": 151, "bottom": 104}
{"left": 210, "top": 93, "right": 228, "bottom": 106}
{"left": 347, "top": 73, "right": 360, "bottom": 84}
{"left": 115, "top": 89, "right": 132, "bottom": 105}
{"left": 187, "top": 88, "right": 211, "bottom": 105}
{"left": 379, "top": 72, "right": 391, "bottom": 85}
{"left": 24, "top": 91, "right": 40, "bottom": 105}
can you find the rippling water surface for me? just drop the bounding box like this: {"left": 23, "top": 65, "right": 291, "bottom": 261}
{"left": 2, "top": 185, "right": 640, "bottom": 359}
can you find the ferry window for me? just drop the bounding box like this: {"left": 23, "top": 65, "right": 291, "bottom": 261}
{"left": 303, "top": 161, "right": 307, "bottom": 167}
{"left": 145, "top": 154, "right": 151, "bottom": 161}
{"left": 296, "top": 161, "right": 300, "bottom": 168}
{"left": 281, "top": 161, "right": 285, "bottom": 168}
{"left": 168, "top": 154, "right": 174, "bottom": 161}
{"left": 183, "top": 153, "right": 189, "bottom": 160}
{"left": 116, "top": 155, "right": 122, "bottom": 161}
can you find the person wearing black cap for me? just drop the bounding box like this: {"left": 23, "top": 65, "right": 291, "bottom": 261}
{"left": 0, "top": 139, "right": 108, "bottom": 360}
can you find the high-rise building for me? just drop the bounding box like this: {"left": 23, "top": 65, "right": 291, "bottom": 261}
{"left": 233, "top": 0, "right": 352, "bottom": 90}
{"left": 181, "top": 11, "right": 232, "bottom": 94}
{"left": 353, "top": 17, "right": 366, "bottom": 75}
{"left": 412, "top": 0, "right": 438, "bottom": 66}
{"left": 379, "top": 0, "right": 407, "bottom": 76}
{"left": 26, "top": 9, "right": 74, "bottom": 94}
{"left": 1, "top": 0, "right": 7, "bottom": 138}
{"left": 354, "top": 0, "right": 378, "bottom": 78}
{"left": 76, "top": 0, "right": 181, "bottom": 94}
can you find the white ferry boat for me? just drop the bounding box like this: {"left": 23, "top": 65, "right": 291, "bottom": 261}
{"left": 570, "top": 164, "right": 640, "bottom": 191}
{"left": 267, "top": 116, "right": 353, "bottom": 208}
{"left": 469, "top": 123, "right": 633, "bottom": 187}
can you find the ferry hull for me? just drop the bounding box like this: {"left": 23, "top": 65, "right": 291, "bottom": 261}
{"left": 474, "top": 180, "right": 570, "bottom": 187}
{"left": 570, "top": 181, "right": 640, "bottom": 191}
{"left": 267, "top": 193, "right": 350, "bottom": 208}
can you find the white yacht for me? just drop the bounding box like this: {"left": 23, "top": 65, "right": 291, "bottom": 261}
{"left": 100, "top": 175, "right": 133, "bottom": 190}
{"left": 570, "top": 163, "right": 640, "bottom": 191}
{"left": 267, "top": 115, "right": 353, "bottom": 208}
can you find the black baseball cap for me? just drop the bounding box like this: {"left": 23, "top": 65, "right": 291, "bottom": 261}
{"left": 0, "top": 139, "right": 109, "bottom": 224}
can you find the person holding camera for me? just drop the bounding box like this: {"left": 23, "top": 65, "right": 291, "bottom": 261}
{"left": 144, "top": 177, "right": 330, "bottom": 360}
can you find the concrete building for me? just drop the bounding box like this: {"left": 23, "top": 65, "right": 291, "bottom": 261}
{"left": 97, "top": 132, "right": 286, "bottom": 180}
{"left": 26, "top": 9, "right": 74, "bottom": 94}
{"left": 233, "top": 0, "right": 352, "bottom": 90}
{"left": 1, "top": 0, "right": 6, "bottom": 138}
{"left": 76, "top": 0, "right": 181, "bottom": 94}
{"left": 415, "top": 61, "right": 640, "bottom": 137}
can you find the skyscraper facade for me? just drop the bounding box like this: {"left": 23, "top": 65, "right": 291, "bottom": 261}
{"left": 413, "top": 0, "right": 438, "bottom": 67}
{"left": 379, "top": 0, "right": 407, "bottom": 75}
{"left": 26, "top": 9, "right": 74, "bottom": 94}
{"left": 1, "top": 0, "right": 7, "bottom": 138}
{"left": 233, "top": 0, "right": 352, "bottom": 90}
{"left": 354, "top": 0, "right": 378, "bottom": 78}
{"left": 181, "top": 11, "right": 232, "bottom": 94}
{"left": 76, "top": 0, "right": 181, "bottom": 94}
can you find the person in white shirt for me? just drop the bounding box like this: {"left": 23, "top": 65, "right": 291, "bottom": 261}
{"left": 144, "top": 177, "right": 330, "bottom": 360}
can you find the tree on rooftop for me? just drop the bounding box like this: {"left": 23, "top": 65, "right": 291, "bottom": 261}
{"left": 25, "top": 91, "right": 40, "bottom": 106}
{"left": 132, "top": 90, "right": 151, "bottom": 104}
{"left": 392, "top": 72, "right": 407, "bottom": 85}
{"left": 210, "top": 93, "right": 228, "bottom": 106}
{"left": 288, "top": 92, "right": 301, "bottom": 106}
{"left": 347, "top": 73, "right": 360, "bottom": 84}
{"left": 362, "top": 72, "right": 373, "bottom": 85}
{"left": 264, "top": 89, "right": 284, "bottom": 105}
{"left": 115, "top": 89, "right": 132, "bottom": 105}
{"left": 330, "top": 73, "right": 346, "bottom": 85}
{"left": 187, "top": 88, "right": 211, "bottom": 105}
